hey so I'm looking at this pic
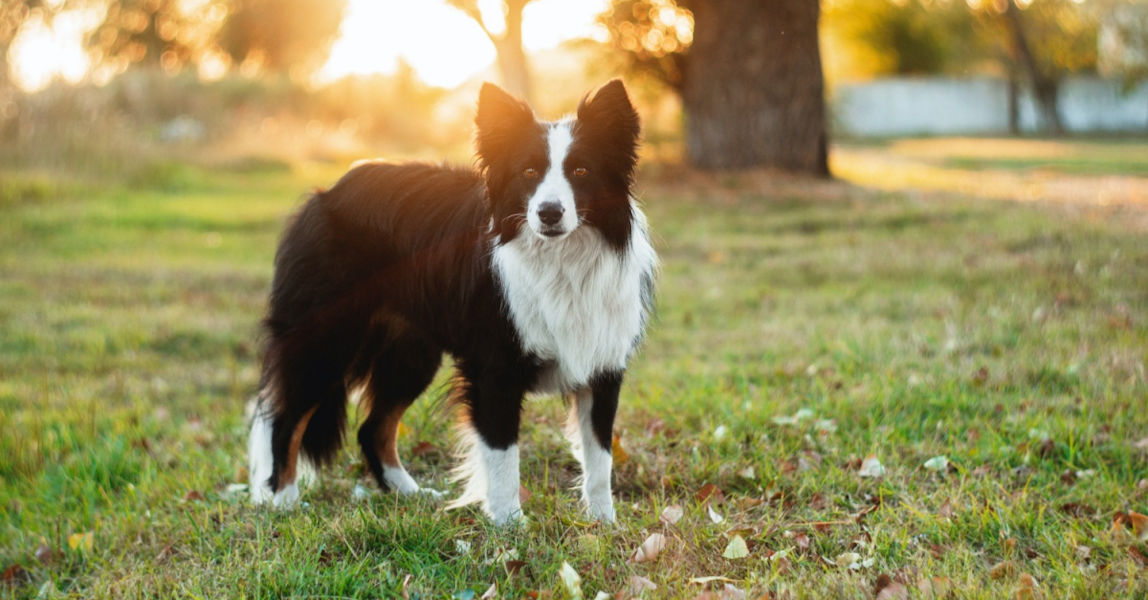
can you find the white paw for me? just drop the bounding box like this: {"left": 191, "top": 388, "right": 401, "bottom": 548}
{"left": 271, "top": 483, "right": 300, "bottom": 509}
{"left": 251, "top": 481, "right": 274, "bottom": 505}
{"left": 585, "top": 498, "right": 616, "bottom": 524}
{"left": 383, "top": 465, "right": 422, "bottom": 495}
{"left": 486, "top": 500, "right": 525, "bottom": 527}
{"left": 418, "top": 487, "right": 446, "bottom": 500}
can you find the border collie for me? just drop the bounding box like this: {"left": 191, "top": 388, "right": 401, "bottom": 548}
{"left": 247, "top": 80, "right": 656, "bottom": 525}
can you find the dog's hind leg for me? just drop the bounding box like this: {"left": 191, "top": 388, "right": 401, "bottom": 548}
{"left": 357, "top": 333, "right": 442, "bottom": 496}
{"left": 250, "top": 341, "right": 350, "bottom": 509}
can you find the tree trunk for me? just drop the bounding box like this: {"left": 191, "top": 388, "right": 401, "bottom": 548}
{"left": 493, "top": 0, "right": 531, "bottom": 103}
{"left": 680, "top": 0, "right": 828, "bottom": 175}
{"left": 1003, "top": 1, "right": 1063, "bottom": 135}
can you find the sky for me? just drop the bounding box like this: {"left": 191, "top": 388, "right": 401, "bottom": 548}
{"left": 9, "top": 0, "right": 610, "bottom": 92}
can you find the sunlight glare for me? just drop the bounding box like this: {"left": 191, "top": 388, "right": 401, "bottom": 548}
{"left": 9, "top": 9, "right": 101, "bottom": 92}
{"left": 319, "top": 0, "right": 609, "bottom": 88}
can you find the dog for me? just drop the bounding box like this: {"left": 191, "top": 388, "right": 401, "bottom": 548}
{"left": 247, "top": 80, "right": 656, "bottom": 525}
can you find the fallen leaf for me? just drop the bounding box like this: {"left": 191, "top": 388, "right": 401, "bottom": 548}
{"left": 1015, "top": 573, "right": 1039, "bottom": 600}
{"left": 1074, "top": 545, "right": 1091, "bottom": 562}
{"left": 713, "top": 425, "right": 728, "bottom": 440}
{"left": 67, "top": 531, "right": 93, "bottom": 553}
{"left": 34, "top": 544, "right": 56, "bottom": 565}
{"left": 707, "top": 505, "right": 724, "bottom": 524}
{"left": 183, "top": 490, "right": 204, "bottom": 502}
{"left": 736, "top": 466, "right": 755, "bottom": 480}
{"left": 1128, "top": 511, "right": 1148, "bottom": 540}
{"left": 875, "top": 582, "right": 908, "bottom": 600}
{"left": 402, "top": 574, "right": 413, "bottom": 600}
{"left": 481, "top": 583, "right": 497, "bottom": 599}
{"left": 519, "top": 485, "right": 531, "bottom": 504}
{"left": 559, "top": 561, "right": 582, "bottom": 598}
{"left": 660, "top": 505, "right": 684, "bottom": 525}
{"left": 834, "top": 552, "right": 862, "bottom": 568}
{"left": 693, "top": 583, "right": 746, "bottom": 600}
{"left": 1, "top": 564, "right": 30, "bottom": 586}
{"left": 1059, "top": 503, "right": 1095, "bottom": 518}
{"left": 505, "top": 560, "right": 527, "bottom": 575}
{"left": 858, "top": 455, "right": 885, "bottom": 478}
{"left": 688, "top": 576, "right": 735, "bottom": 585}
{"left": 631, "top": 533, "right": 667, "bottom": 563}
{"left": 695, "top": 484, "right": 725, "bottom": 505}
{"left": 625, "top": 575, "right": 657, "bottom": 595}
{"left": 917, "top": 577, "right": 951, "bottom": 597}
{"left": 1128, "top": 546, "right": 1148, "bottom": 566}
{"left": 155, "top": 543, "right": 176, "bottom": 562}
{"left": 612, "top": 435, "right": 629, "bottom": 465}
{"left": 989, "top": 560, "right": 1016, "bottom": 580}
{"left": 591, "top": 592, "right": 610, "bottom": 600}
{"left": 722, "top": 536, "right": 749, "bottom": 560}
{"left": 411, "top": 441, "right": 438, "bottom": 457}
{"left": 923, "top": 455, "right": 949, "bottom": 472}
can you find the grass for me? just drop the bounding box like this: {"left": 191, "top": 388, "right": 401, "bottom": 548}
{"left": 2, "top": 138, "right": 1147, "bottom": 598}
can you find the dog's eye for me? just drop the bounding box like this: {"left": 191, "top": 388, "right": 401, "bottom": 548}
{"left": 573, "top": 167, "right": 588, "bottom": 177}
{"left": 523, "top": 167, "right": 539, "bottom": 179}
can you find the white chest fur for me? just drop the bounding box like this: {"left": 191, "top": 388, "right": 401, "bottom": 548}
{"left": 492, "top": 207, "right": 656, "bottom": 391}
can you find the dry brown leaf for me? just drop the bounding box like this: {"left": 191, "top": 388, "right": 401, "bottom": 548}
{"left": 989, "top": 560, "right": 1016, "bottom": 580}
{"left": 612, "top": 434, "right": 630, "bottom": 465}
{"left": 695, "top": 484, "right": 725, "bottom": 505}
{"left": 1127, "top": 511, "right": 1148, "bottom": 540}
{"left": 183, "top": 490, "right": 204, "bottom": 502}
{"left": 411, "top": 441, "right": 438, "bottom": 457}
{"left": 631, "top": 533, "right": 667, "bottom": 563}
{"left": 917, "top": 577, "right": 951, "bottom": 597}
{"left": 34, "top": 544, "right": 56, "bottom": 565}
{"left": 1, "top": 564, "right": 30, "bottom": 586}
{"left": 875, "top": 583, "right": 908, "bottom": 600}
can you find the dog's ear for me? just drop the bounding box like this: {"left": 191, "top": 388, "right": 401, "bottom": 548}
{"left": 576, "top": 79, "right": 641, "bottom": 175}
{"left": 475, "top": 82, "right": 535, "bottom": 167}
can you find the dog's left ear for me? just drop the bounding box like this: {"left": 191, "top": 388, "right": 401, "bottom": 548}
{"left": 576, "top": 79, "right": 641, "bottom": 174}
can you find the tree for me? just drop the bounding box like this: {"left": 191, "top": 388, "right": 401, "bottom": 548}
{"left": 87, "top": 0, "right": 226, "bottom": 72}
{"left": 446, "top": 0, "right": 533, "bottom": 102}
{"left": 602, "top": 0, "right": 829, "bottom": 175}
{"left": 218, "top": 0, "right": 346, "bottom": 78}
{"left": 990, "top": 0, "right": 1098, "bottom": 134}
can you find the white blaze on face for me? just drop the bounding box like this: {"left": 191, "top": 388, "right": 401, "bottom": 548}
{"left": 525, "top": 121, "right": 580, "bottom": 238}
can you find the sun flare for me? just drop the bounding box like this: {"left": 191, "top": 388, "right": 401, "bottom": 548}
{"left": 8, "top": 0, "right": 608, "bottom": 92}
{"left": 316, "top": 0, "right": 609, "bottom": 88}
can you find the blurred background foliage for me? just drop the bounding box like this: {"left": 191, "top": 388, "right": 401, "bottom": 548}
{"left": 1, "top": 0, "right": 1146, "bottom": 175}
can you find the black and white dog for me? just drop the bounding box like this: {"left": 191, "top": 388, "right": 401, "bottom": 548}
{"left": 247, "top": 80, "right": 656, "bottom": 524}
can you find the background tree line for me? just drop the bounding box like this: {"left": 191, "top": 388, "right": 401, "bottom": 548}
{"left": 4, "top": 0, "right": 1147, "bottom": 176}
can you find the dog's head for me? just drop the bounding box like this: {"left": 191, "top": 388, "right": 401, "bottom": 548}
{"left": 475, "top": 80, "right": 640, "bottom": 249}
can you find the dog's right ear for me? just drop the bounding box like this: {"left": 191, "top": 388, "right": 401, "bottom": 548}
{"left": 476, "top": 83, "right": 535, "bottom": 167}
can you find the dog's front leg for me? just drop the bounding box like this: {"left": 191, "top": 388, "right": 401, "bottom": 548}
{"left": 460, "top": 374, "right": 527, "bottom": 526}
{"left": 571, "top": 371, "right": 622, "bottom": 523}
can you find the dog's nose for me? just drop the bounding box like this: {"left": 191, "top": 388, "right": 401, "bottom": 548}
{"left": 537, "top": 202, "right": 564, "bottom": 226}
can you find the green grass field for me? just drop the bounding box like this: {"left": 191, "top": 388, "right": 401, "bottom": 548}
{"left": 2, "top": 139, "right": 1147, "bottom": 598}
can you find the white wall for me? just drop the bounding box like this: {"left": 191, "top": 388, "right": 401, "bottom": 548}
{"left": 834, "top": 77, "right": 1148, "bottom": 137}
